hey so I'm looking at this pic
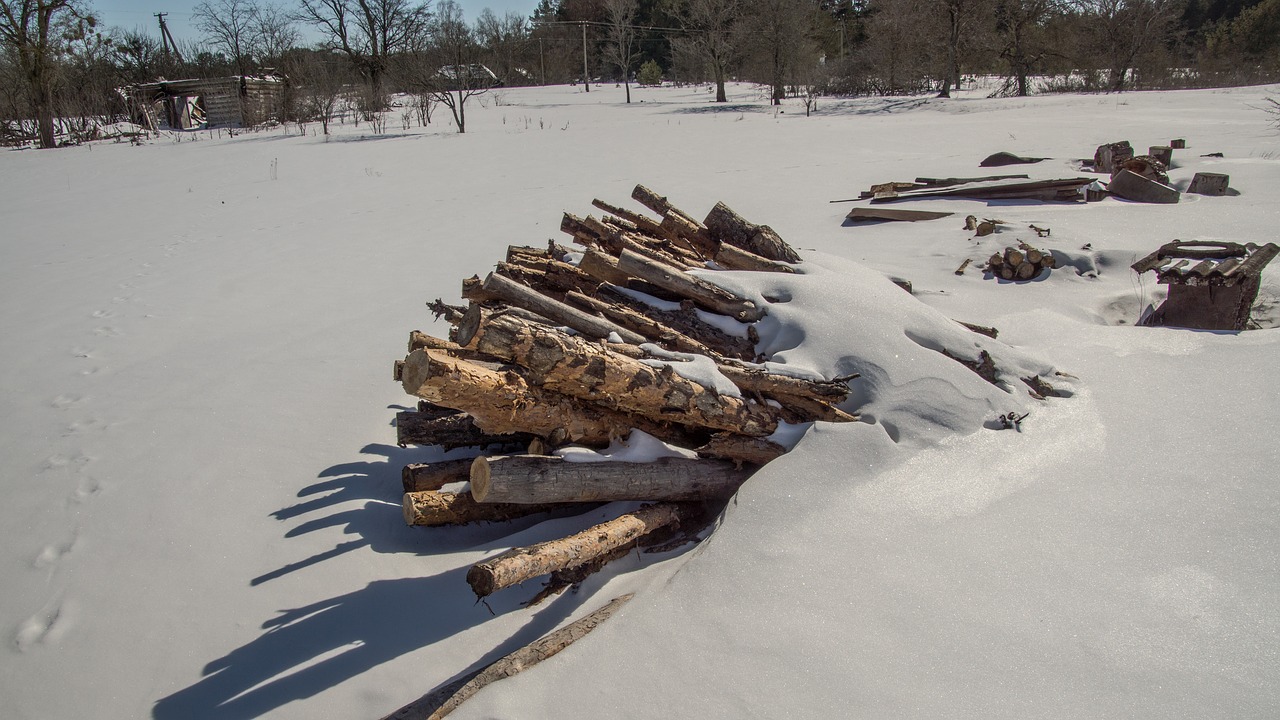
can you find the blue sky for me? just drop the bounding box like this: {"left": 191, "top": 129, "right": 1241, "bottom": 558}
{"left": 92, "top": 0, "right": 540, "bottom": 44}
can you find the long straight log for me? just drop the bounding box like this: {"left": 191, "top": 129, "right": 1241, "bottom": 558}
{"left": 479, "top": 272, "right": 647, "bottom": 344}
{"left": 403, "top": 459, "right": 475, "bottom": 492}
{"left": 467, "top": 313, "right": 780, "bottom": 436}
{"left": 380, "top": 594, "right": 635, "bottom": 720}
{"left": 401, "top": 348, "right": 704, "bottom": 447}
{"left": 697, "top": 433, "right": 788, "bottom": 466}
{"left": 660, "top": 211, "right": 716, "bottom": 257}
{"left": 402, "top": 490, "right": 563, "bottom": 527}
{"left": 714, "top": 243, "right": 797, "bottom": 273}
{"left": 471, "top": 455, "right": 751, "bottom": 504}
{"left": 466, "top": 503, "right": 685, "bottom": 597}
{"left": 396, "top": 410, "right": 533, "bottom": 450}
{"left": 564, "top": 290, "right": 719, "bottom": 358}
{"left": 632, "top": 184, "right": 701, "bottom": 227}
{"left": 576, "top": 250, "right": 678, "bottom": 301}
{"left": 703, "top": 202, "right": 803, "bottom": 263}
{"left": 591, "top": 198, "right": 667, "bottom": 239}
{"left": 617, "top": 249, "right": 765, "bottom": 322}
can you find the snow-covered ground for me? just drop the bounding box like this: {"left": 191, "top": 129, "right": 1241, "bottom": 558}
{"left": 2, "top": 81, "right": 1279, "bottom": 719}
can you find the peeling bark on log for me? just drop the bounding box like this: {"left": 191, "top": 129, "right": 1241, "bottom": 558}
{"left": 632, "top": 184, "right": 700, "bottom": 227}
{"left": 495, "top": 259, "right": 601, "bottom": 302}
{"left": 403, "top": 459, "right": 475, "bottom": 493}
{"left": 660, "top": 211, "right": 716, "bottom": 257}
{"left": 714, "top": 243, "right": 797, "bottom": 273}
{"left": 577, "top": 249, "right": 635, "bottom": 286}
{"left": 396, "top": 410, "right": 533, "bottom": 450}
{"left": 591, "top": 198, "right": 667, "bottom": 239}
{"left": 460, "top": 275, "right": 502, "bottom": 303}
{"left": 703, "top": 202, "right": 802, "bottom": 264}
{"left": 380, "top": 595, "right": 635, "bottom": 720}
{"left": 956, "top": 321, "right": 999, "bottom": 339}
{"left": 402, "top": 490, "right": 566, "bottom": 527}
{"left": 466, "top": 503, "right": 685, "bottom": 597}
{"left": 618, "top": 249, "right": 765, "bottom": 322}
{"left": 479, "top": 272, "right": 647, "bottom": 345}
{"left": 696, "top": 433, "right": 788, "bottom": 466}
{"left": 471, "top": 455, "right": 751, "bottom": 504}
{"left": 401, "top": 349, "right": 704, "bottom": 448}
{"left": 466, "top": 313, "right": 781, "bottom": 436}
{"left": 428, "top": 300, "right": 467, "bottom": 325}
{"left": 564, "top": 291, "right": 720, "bottom": 358}
{"left": 456, "top": 303, "right": 553, "bottom": 348}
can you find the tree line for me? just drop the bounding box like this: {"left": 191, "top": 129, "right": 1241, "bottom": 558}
{"left": 3, "top": 0, "right": 1279, "bottom": 147}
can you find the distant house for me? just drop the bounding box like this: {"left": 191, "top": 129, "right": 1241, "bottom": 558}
{"left": 436, "top": 64, "right": 501, "bottom": 90}
{"left": 126, "top": 75, "right": 285, "bottom": 130}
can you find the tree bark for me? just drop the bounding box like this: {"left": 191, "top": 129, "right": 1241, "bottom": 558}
{"left": 403, "top": 459, "right": 475, "bottom": 493}
{"left": 396, "top": 410, "right": 533, "bottom": 450}
{"left": 465, "top": 312, "right": 780, "bottom": 436}
{"left": 714, "top": 243, "right": 797, "bottom": 273}
{"left": 697, "top": 433, "right": 788, "bottom": 466}
{"left": 703, "top": 202, "right": 803, "bottom": 263}
{"left": 564, "top": 291, "right": 720, "bottom": 358}
{"left": 479, "top": 272, "right": 647, "bottom": 344}
{"left": 402, "top": 490, "right": 563, "bottom": 527}
{"left": 466, "top": 503, "right": 685, "bottom": 597}
{"left": 617, "top": 250, "right": 765, "bottom": 322}
{"left": 470, "top": 455, "right": 751, "bottom": 503}
{"left": 401, "top": 348, "right": 703, "bottom": 447}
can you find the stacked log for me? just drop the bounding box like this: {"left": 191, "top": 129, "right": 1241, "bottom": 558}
{"left": 986, "top": 242, "right": 1057, "bottom": 281}
{"left": 393, "top": 184, "right": 859, "bottom": 601}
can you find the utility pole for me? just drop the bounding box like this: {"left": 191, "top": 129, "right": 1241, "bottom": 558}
{"left": 539, "top": 37, "right": 546, "bottom": 86}
{"left": 582, "top": 21, "right": 590, "bottom": 93}
{"left": 155, "top": 13, "right": 184, "bottom": 65}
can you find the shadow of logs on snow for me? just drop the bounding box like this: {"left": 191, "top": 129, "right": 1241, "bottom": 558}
{"left": 151, "top": 572, "right": 585, "bottom": 720}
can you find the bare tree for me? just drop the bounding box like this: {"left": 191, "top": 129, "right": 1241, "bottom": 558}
{"left": 297, "top": 0, "right": 431, "bottom": 106}
{"left": 602, "top": 0, "right": 638, "bottom": 102}
{"left": 676, "top": 0, "right": 742, "bottom": 102}
{"left": 418, "top": 0, "right": 492, "bottom": 133}
{"left": 1072, "top": 0, "right": 1181, "bottom": 90}
{"left": 255, "top": 3, "right": 300, "bottom": 66}
{"left": 0, "top": 0, "right": 95, "bottom": 148}
{"left": 933, "top": 0, "right": 993, "bottom": 97}
{"left": 283, "top": 48, "right": 349, "bottom": 134}
{"left": 474, "top": 8, "right": 528, "bottom": 85}
{"left": 194, "top": 0, "right": 258, "bottom": 75}
{"left": 740, "top": 0, "right": 818, "bottom": 105}
{"left": 995, "top": 0, "right": 1061, "bottom": 96}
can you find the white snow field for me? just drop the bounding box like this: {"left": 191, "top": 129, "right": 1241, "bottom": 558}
{"left": 2, "top": 81, "right": 1279, "bottom": 719}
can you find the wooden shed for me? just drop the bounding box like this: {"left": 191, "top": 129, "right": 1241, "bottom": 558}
{"left": 1131, "top": 240, "right": 1280, "bottom": 330}
{"left": 127, "top": 75, "right": 285, "bottom": 130}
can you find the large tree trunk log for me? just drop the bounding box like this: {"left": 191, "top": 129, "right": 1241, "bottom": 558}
{"left": 402, "top": 490, "right": 564, "bottom": 527}
{"left": 479, "top": 272, "right": 647, "bottom": 345}
{"left": 617, "top": 249, "right": 765, "bottom": 322}
{"left": 397, "top": 410, "right": 534, "bottom": 450}
{"left": 401, "top": 348, "right": 704, "bottom": 447}
{"left": 703, "top": 202, "right": 803, "bottom": 263}
{"left": 466, "top": 313, "right": 780, "bottom": 436}
{"left": 403, "top": 459, "right": 475, "bottom": 492}
{"left": 380, "top": 594, "right": 635, "bottom": 720}
{"left": 471, "top": 455, "right": 751, "bottom": 504}
{"left": 466, "top": 503, "right": 685, "bottom": 597}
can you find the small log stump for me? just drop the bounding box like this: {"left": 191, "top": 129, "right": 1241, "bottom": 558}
{"left": 1187, "top": 172, "right": 1229, "bottom": 197}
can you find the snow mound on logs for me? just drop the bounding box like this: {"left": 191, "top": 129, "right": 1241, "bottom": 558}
{"left": 706, "top": 250, "right": 1070, "bottom": 447}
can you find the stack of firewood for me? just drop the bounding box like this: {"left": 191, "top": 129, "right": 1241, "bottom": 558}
{"left": 987, "top": 242, "right": 1057, "bottom": 281}
{"left": 392, "top": 184, "right": 858, "bottom": 601}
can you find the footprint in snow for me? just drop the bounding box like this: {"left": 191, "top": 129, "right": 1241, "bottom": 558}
{"left": 90, "top": 309, "right": 114, "bottom": 319}
{"left": 92, "top": 326, "right": 120, "bottom": 338}
{"left": 15, "top": 600, "right": 75, "bottom": 651}
{"left": 51, "top": 394, "right": 88, "bottom": 409}
{"left": 33, "top": 535, "right": 77, "bottom": 568}
{"left": 69, "top": 476, "right": 101, "bottom": 504}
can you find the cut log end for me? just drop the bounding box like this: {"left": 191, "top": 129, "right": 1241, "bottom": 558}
{"left": 470, "top": 456, "right": 492, "bottom": 501}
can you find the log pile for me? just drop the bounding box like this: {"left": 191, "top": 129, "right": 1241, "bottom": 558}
{"left": 393, "top": 184, "right": 859, "bottom": 602}
{"left": 986, "top": 242, "right": 1057, "bottom": 281}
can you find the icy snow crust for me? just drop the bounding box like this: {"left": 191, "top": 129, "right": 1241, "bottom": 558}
{"left": 2, "top": 81, "right": 1279, "bottom": 719}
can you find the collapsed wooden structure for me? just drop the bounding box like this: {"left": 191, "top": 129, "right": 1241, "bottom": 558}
{"left": 126, "top": 75, "right": 285, "bottom": 130}
{"left": 1131, "top": 240, "right": 1280, "bottom": 330}
{"left": 393, "top": 185, "right": 858, "bottom": 602}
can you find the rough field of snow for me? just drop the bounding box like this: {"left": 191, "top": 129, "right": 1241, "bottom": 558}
{"left": 2, "top": 80, "right": 1279, "bottom": 719}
